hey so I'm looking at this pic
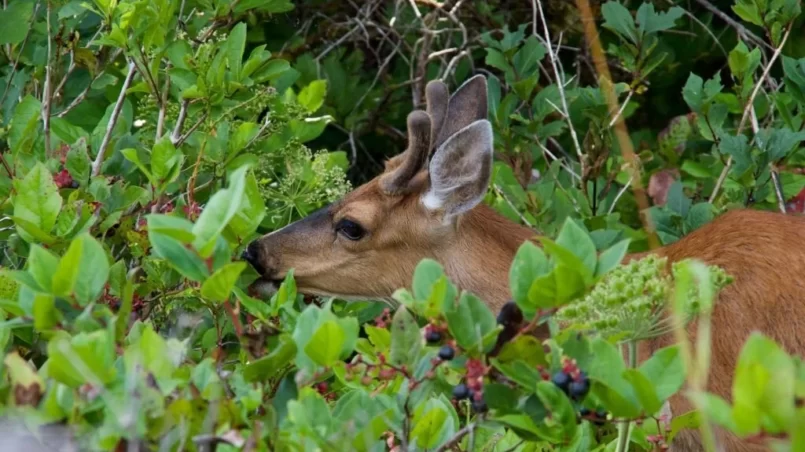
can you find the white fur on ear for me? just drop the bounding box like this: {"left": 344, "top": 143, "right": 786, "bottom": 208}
{"left": 422, "top": 119, "right": 494, "bottom": 220}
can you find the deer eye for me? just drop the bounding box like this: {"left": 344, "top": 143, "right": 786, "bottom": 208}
{"left": 335, "top": 219, "right": 365, "bottom": 241}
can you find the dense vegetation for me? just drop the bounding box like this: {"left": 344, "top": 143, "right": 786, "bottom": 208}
{"left": 0, "top": 0, "right": 804, "bottom": 450}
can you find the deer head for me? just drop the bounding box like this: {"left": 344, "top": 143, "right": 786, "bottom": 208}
{"left": 241, "top": 75, "right": 535, "bottom": 308}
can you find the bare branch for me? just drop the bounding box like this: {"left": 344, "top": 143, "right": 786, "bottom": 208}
{"left": 171, "top": 99, "right": 190, "bottom": 144}
{"left": 709, "top": 24, "right": 793, "bottom": 204}
{"left": 92, "top": 60, "right": 137, "bottom": 177}
{"left": 533, "top": 0, "right": 585, "bottom": 179}
{"left": 41, "top": 0, "right": 53, "bottom": 155}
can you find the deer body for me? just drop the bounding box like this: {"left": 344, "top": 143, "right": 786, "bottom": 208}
{"left": 242, "top": 75, "right": 805, "bottom": 451}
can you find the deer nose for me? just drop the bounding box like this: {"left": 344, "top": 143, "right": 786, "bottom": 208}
{"left": 241, "top": 241, "right": 266, "bottom": 275}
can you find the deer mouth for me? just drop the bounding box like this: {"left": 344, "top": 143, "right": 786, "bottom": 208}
{"left": 246, "top": 276, "right": 282, "bottom": 299}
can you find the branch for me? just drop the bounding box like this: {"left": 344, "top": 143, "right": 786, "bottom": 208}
{"left": 575, "top": 0, "right": 660, "bottom": 249}
{"left": 171, "top": 99, "right": 190, "bottom": 144}
{"left": 533, "top": 0, "right": 585, "bottom": 182}
{"left": 691, "top": 0, "right": 772, "bottom": 51}
{"left": 41, "top": 0, "right": 53, "bottom": 155}
{"left": 709, "top": 24, "right": 793, "bottom": 204}
{"left": 91, "top": 60, "right": 137, "bottom": 177}
{"left": 433, "top": 421, "right": 478, "bottom": 452}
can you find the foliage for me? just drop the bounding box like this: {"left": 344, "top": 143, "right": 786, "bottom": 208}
{"left": 0, "top": 0, "right": 804, "bottom": 451}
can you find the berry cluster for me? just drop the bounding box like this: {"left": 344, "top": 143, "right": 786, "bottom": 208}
{"left": 451, "top": 356, "right": 489, "bottom": 413}
{"left": 548, "top": 357, "right": 590, "bottom": 401}
{"left": 374, "top": 308, "right": 392, "bottom": 328}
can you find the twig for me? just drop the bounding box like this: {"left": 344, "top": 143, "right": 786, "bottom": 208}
{"left": 608, "top": 176, "right": 634, "bottom": 215}
{"left": 493, "top": 184, "right": 535, "bottom": 228}
{"left": 533, "top": 0, "right": 585, "bottom": 180}
{"left": 575, "top": 0, "right": 660, "bottom": 249}
{"left": 52, "top": 49, "right": 77, "bottom": 100}
{"left": 433, "top": 422, "right": 477, "bottom": 452}
{"left": 171, "top": 99, "right": 190, "bottom": 144}
{"left": 608, "top": 89, "right": 633, "bottom": 128}
{"left": 92, "top": 60, "right": 137, "bottom": 177}
{"left": 690, "top": 0, "right": 772, "bottom": 51}
{"left": 156, "top": 63, "right": 171, "bottom": 139}
{"left": 709, "top": 24, "right": 793, "bottom": 204}
{"left": 56, "top": 48, "right": 124, "bottom": 118}
{"left": 41, "top": 1, "right": 53, "bottom": 155}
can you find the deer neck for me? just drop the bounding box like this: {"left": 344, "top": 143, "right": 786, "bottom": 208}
{"left": 441, "top": 204, "right": 538, "bottom": 311}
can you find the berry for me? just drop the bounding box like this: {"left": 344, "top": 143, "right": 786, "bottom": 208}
{"left": 425, "top": 330, "right": 442, "bottom": 344}
{"left": 70, "top": 180, "right": 79, "bottom": 189}
{"left": 452, "top": 383, "right": 470, "bottom": 400}
{"left": 471, "top": 397, "right": 487, "bottom": 413}
{"left": 438, "top": 345, "right": 455, "bottom": 361}
{"left": 496, "top": 300, "right": 524, "bottom": 327}
{"left": 568, "top": 377, "right": 590, "bottom": 400}
{"left": 551, "top": 371, "right": 571, "bottom": 393}
{"left": 579, "top": 407, "right": 591, "bottom": 417}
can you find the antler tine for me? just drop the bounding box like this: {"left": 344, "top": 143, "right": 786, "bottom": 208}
{"left": 425, "top": 80, "right": 449, "bottom": 153}
{"left": 380, "top": 110, "right": 432, "bottom": 194}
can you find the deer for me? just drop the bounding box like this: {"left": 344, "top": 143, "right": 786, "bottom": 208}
{"left": 240, "top": 74, "right": 805, "bottom": 452}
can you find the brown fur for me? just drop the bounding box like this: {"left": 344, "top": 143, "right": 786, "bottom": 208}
{"left": 245, "top": 76, "right": 805, "bottom": 451}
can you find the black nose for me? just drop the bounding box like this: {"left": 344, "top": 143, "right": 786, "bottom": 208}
{"left": 241, "top": 242, "right": 266, "bottom": 275}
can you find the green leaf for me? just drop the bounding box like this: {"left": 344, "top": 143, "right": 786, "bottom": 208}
{"left": 304, "top": 320, "right": 346, "bottom": 367}
{"left": 412, "top": 259, "right": 445, "bottom": 301}
{"left": 8, "top": 95, "right": 41, "bottom": 160}
{"left": 665, "top": 181, "right": 691, "bottom": 217}
{"left": 150, "top": 136, "right": 182, "bottom": 183}
{"left": 536, "top": 381, "right": 578, "bottom": 440}
{"left": 65, "top": 139, "right": 91, "bottom": 187}
{"left": 57, "top": 234, "right": 110, "bottom": 306}
{"left": 638, "top": 345, "right": 685, "bottom": 402}
{"left": 148, "top": 229, "right": 209, "bottom": 281}
{"left": 411, "top": 404, "right": 449, "bottom": 449}
{"left": 200, "top": 262, "right": 247, "bottom": 303}
{"left": 226, "top": 22, "right": 247, "bottom": 80}
{"left": 389, "top": 307, "right": 422, "bottom": 368}
{"left": 732, "top": 332, "right": 796, "bottom": 435}
{"left": 718, "top": 132, "right": 753, "bottom": 177}
{"left": 0, "top": 1, "right": 34, "bottom": 45}
{"left": 601, "top": 1, "right": 637, "bottom": 43}
{"left": 13, "top": 163, "right": 63, "bottom": 243}
{"left": 298, "top": 80, "right": 328, "bottom": 113}
{"left": 33, "top": 293, "right": 59, "bottom": 331}
{"left": 555, "top": 219, "right": 597, "bottom": 273}
{"left": 27, "top": 245, "right": 60, "bottom": 293}
{"left": 243, "top": 334, "right": 297, "bottom": 382}
{"left": 623, "top": 369, "right": 662, "bottom": 414}
{"left": 635, "top": 3, "right": 684, "bottom": 34}
{"left": 445, "top": 291, "right": 497, "bottom": 353}
{"left": 192, "top": 165, "right": 250, "bottom": 257}
{"left": 682, "top": 73, "right": 704, "bottom": 112}
{"left": 120, "top": 148, "right": 154, "bottom": 181}
{"left": 595, "top": 239, "right": 629, "bottom": 278}
{"left": 509, "top": 242, "right": 551, "bottom": 313}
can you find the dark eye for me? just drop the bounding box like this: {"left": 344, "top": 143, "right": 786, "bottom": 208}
{"left": 336, "top": 219, "right": 365, "bottom": 241}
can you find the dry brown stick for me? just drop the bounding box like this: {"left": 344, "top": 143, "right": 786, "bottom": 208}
{"left": 575, "top": 0, "right": 660, "bottom": 250}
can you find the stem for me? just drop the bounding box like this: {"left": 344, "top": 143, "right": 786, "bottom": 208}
{"left": 92, "top": 60, "right": 137, "bottom": 177}
{"left": 615, "top": 341, "right": 637, "bottom": 452}
{"left": 41, "top": 0, "right": 53, "bottom": 155}
{"left": 709, "top": 23, "right": 793, "bottom": 204}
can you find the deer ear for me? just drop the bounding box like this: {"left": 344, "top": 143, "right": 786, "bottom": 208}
{"left": 422, "top": 119, "right": 493, "bottom": 220}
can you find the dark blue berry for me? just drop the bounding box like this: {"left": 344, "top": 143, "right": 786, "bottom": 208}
{"left": 452, "top": 383, "right": 470, "bottom": 400}
{"left": 471, "top": 397, "right": 487, "bottom": 413}
{"left": 496, "top": 301, "right": 523, "bottom": 327}
{"left": 568, "top": 378, "right": 590, "bottom": 399}
{"left": 551, "top": 371, "right": 571, "bottom": 393}
{"left": 425, "top": 330, "right": 442, "bottom": 344}
{"left": 438, "top": 345, "right": 455, "bottom": 360}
